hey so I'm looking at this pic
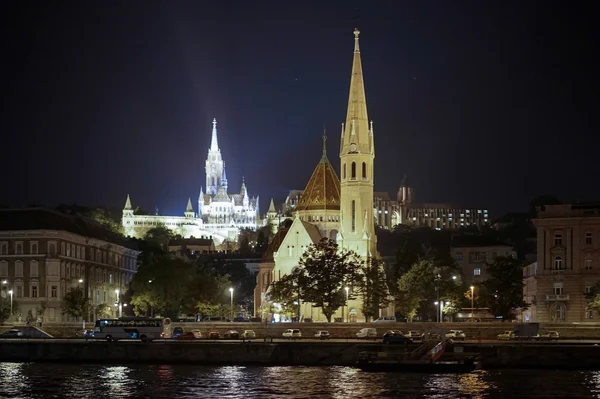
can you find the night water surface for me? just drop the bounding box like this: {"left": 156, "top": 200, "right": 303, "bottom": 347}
{"left": 1, "top": 363, "right": 599, "bottom": 398}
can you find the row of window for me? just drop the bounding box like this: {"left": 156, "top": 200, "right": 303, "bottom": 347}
{"left": 552, "top": 256, "right": 595, "bottom": 270}
{"left": 0, "top": 284, "right": 57, "bottom": 299}
{"left": 553, "top": 231, "right": 595, "bottom": 246}
{"left": 342, "top": 162, "right": 368, "bottom": 180}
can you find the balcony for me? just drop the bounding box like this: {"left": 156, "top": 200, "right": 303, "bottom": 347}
{"left": 546, "top": 294, "right": 570, "bottom": 301}
{"left": 550, "top": 270, "right": 565, "bottom": 275}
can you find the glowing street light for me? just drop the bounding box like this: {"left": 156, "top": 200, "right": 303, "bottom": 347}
{"left": 115, "top": 289, "right": 122, "bottom": 318}
{"left": 8, "top": 290, "right": 13, "bottom": 315}
{"left": 470, "top": 286, "right": 475, "bottom": 321}
{"left": 344, "top": 286, "right": 350, "bottom": 323}
{"left": 229, "top": 288, "right": 234, "bottom": 321}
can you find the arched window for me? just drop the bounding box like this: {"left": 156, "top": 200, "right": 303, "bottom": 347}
{"left": 343, "top": 163, "right": 346, "bottom": 179}
{"left": 351, "top": 162, "right": 356, "bottom": 179}
{"left": 553, "top": 256, "right": 563, "bottom": 270}
{"left": 362, "top": 162, "right": 367, "bottom": 179}
{"left": 351, "top": 200, "right": 356, "bottom": 232}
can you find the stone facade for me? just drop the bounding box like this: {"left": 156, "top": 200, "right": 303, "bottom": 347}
{"left": 0, "top": 209, "right": 139, "bottom": 323}
{"left": 523, "top": 203, "right": 600, "bottom": 323}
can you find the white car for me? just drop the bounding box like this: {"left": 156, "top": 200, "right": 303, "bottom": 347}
{"left": 445, "top": 330, "right": 466, "bottom": 340}
{"left": 497, "top": 331, "right": 514, "bottom": 341}
{"left": 356, "top": 328, "right": 377, "bottom": 339}
{"left": 373, "top": 316, "right": 397, "bottom": 323}
{"left": 243, "top": 330, "right": 256, "bottom": 339}
{"left": 282, "top": 329, "right": 301, "bottom": 339}
{"left": 190, "top": 329, "right": 203, "bottom": 339}
{"left": 314, "top": 330, "right": 330, "bottom": 340}
{"left": 406, "top": 330, "right": 424, "bottom": 343}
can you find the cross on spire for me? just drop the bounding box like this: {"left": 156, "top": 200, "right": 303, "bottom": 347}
{"left": 321, "top": 129, "right": 328, "bottom": 162}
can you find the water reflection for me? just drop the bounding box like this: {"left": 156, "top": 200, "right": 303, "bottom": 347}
{"left": 0, "top": 363, "right": 598, "bottom": 398}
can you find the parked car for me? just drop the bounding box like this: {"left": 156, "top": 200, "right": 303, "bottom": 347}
{"left": 314, "top": 331, "right": 330, "bottom": 340}
{"left": 203, "top": 316, "right": 230, "bottom": 322}
{"left": 497, "top": 331, "right": 515, "bottom": 341}
{"left": 172, "top": 327, "right": 184, "bottom": 338}
{"left": 382, "top": 330, "right": 412, "bottom": 345}
{"left": 539, "top": 331, "right": 560, "bottom": 340}
{"left": 175, "top": 331, "right": 201, "bottom": 340}
{"left": 282, "top": 329, "right": 301, "bottom": 339}
{"left": 0, "top": 329, "right": 24, "bottom": 338}
{"left": 356, "top": 328, "right": 377, "bottom": 339}
{"left": 445, "top": 330, "right": 466, "bottom": 341}
{"left": 406, "top": 330, "right": 424, "bottom": 343}
{"left": 208, "top": 330, "right": 220, "bottom": 339}
{"left": 76, "top": 329, "right": 94, "bottom": 338}
{"left": 224, "top": 330, "right": 240, "bottom": 339}
{"left": 242, "top": 330, "right": 256, "bottom": 340}
{"left": 233, "top": 317, "right": 250, "bottom": 322}
{"left": 373, "top": 316, "right": 397, "bottom": 323}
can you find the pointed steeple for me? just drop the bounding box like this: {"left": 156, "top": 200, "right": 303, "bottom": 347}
{"left": 321, "top": 129, "right": 328, "bottom": 163}
{"left": 210, "top": 118, "right": 219, "bottom": 151}
{"left": 124, "top": 194, "right": 132, "bottom": 210}
{"left": 199, "top": 186, "right": 204, "bottom": 198}
{"left": 268, "top": 198, "right": 276, "bottom": 213}
{"left": 341, "top": 28, "right": 371, "bottom": 155}
{"left": 186, "top": 197, "right": 193, "bottom": 212}
{"left": 240, "top": 177, "right": 247, "bottom": 196}
{"left": 221, "top": 164, "right": 228, "bottom": 192}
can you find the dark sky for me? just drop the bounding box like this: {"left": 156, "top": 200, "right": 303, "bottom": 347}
{"left": 3, "top": 1, "right": 599, "bottom": 218}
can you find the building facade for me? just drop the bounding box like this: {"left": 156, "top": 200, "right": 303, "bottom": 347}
{"left": 122, "top": 119, "right": 260, "bottom": 246}
{"left": 0, "top": 209, "right": 140, "bottom": 323}
{"left": 523, "top": 203, "right": 600, "bottom": 323}
{"left": 450, "top": 236, "right": 515, "bottom": 286}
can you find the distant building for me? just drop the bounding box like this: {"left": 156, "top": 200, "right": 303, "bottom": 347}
{"left": 279, "top": 174, "right": 489, "bottom": 232}
{"left": 168, "top": 237, "right": 216, "bottom": 257}
{"left": 0, "top": 208, "right": 140, "bottom": 323}
{"left": 122, "top": 119, "right": 260, "bottom": 247}
{"left": 523, "top": 203, "right": 600, "bottom": 323}
{"left": 450, "top": 235, "right": 515, "bottom": 286}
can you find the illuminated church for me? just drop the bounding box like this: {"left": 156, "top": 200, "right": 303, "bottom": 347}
{"left": 255, "top": 29, "right": 382, "bottom": 321}
{"left": 122, "top": 119, "right": 260, "bottom": 245}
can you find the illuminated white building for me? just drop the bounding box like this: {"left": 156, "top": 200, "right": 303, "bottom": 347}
{"left": 122, "top": 119, "right": 259, "bottom": 245}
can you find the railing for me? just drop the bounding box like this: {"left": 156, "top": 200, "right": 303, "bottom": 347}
{"left": 546, "top": 294, "right": 570, "bottom": 301}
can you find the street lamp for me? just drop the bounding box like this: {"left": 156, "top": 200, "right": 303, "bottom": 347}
{"left": 344, "top": 286, "right": 350, "bottom": 322}
{"left": 8, "top": 290, "right": 13, "bottom": 316}
{"left": 229, "top": 288, "right": 234, "bottom": 321}
{"left": 115, "top": 289, "right": 121, "bottom": 318}
{"left": 470, "top": 286, "right": 475, "bottom": 321}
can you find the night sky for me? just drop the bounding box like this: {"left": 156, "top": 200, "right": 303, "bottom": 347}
{"left": 4, "top": 1, "right": 599, "bottom": 218}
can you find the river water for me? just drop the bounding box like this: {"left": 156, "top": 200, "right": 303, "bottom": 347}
{"left": 1, "top": 363, "right": 599, "bottom": 398}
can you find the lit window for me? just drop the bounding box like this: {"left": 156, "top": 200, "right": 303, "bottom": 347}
{"left": 477, "top": 210, "right": 481, "bottom": 214}
{"left": 424, "top": 213, "right": 428, "bottom": 217}
{"left": 51, "top": 286, "right": 58, "bottom": 298}
{"left": 474, "top": 268, "right": 481, "bottom": 276}
{"left": 466, "top": 210, "right": 470, "bottom": 213}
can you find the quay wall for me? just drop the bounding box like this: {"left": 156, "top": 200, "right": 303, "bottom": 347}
{"left": 3, "top": 341, "right": 600, "bottom": 369}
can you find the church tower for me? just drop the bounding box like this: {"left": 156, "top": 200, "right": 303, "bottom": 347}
{"left": 339, "top": 29, "right": 377, "bottom": 258}
{"left": 205, "top": 118, "right": 224, "bottom": 195}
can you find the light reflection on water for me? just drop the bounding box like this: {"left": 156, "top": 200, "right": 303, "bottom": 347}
{"left": 0, "top": 363, "right": 599, "bottom": 399}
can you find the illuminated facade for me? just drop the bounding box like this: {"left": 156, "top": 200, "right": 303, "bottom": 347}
{"left": 523, "top": 203, "right": 600, "bottom": 323}
{"left": 122, "top": 119, "right": 259, "bottom": 245}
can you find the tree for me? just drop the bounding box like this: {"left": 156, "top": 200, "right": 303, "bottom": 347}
{"left": 356, "top": 258, "right": 390, "bottom": 322}
{"left": 143, "top": 225, "right": 174, "bottom": 251}
{"left": 0, "top": 297, "right": 17, "bottom": 325}
{"left": 95, "top": 303, "right": 112, "bottom": 318}
{"left": 61, "top": 287, "right": 88, "bottom": 320}
{"left": 481, "top": 256, "right": 528, "bottom": 320}
{"left": 268, "top": 270, "right": 302, "bottom": 320}
{"left": 294, "top": 238, "right": 362, "bottom": 322}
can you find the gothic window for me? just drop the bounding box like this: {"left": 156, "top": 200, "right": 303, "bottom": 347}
{"left": 343, "top": 163, "right": 346, "bottom": 179}
{"left": 351, "top": 200, "right": 356, "bottom": 232}
{"left": 362, "top": 162, "right": 366, "bottom": 179}
{"left": 554, "top": 233, "right": 563, "bottom": 246}
{"left": 351, "top": 162, "right": 356, "bottom": 179}
{"left": 553, "top": 256, "right": 563, "bottom": 270}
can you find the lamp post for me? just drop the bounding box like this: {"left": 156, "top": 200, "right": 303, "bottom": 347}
{"left": 229, "top": 288, "right": 234, "bottom": 321}
{"left": 8, "top": 290, "right": 13, "bottom": 315}
{"left": 470, "top": 286, "right": 475, "bottom": 321}
{"left": 115, "top": 289, "right": 121, "bottom": 318}
{"left": 344, "top": 286, "right": 349, "bottom": 322}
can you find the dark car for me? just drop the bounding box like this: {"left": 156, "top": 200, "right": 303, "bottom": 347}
{"left": 0, "top": 329, "right": 24, "bottom": 338}
{"left": 172, "top": 327, "right": 184, "bottom": 338}
{"left": 224, "top": 330, "right": 240, "bottom": 339}
{"left": 208, "top": 330, "right": 220, "bottom": 339}
{"left": 382, "top": 330, "right": 412, "bottom": 345}
{"left": 76, "top": 329, "right": 94, "bottom": 338}
{"left": 175, "top": 332, "right": 199, "bottom": 340}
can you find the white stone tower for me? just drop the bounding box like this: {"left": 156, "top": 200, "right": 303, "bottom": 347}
{"left": 205, "top": 118, "right": 224, "bottom": 195}
{"left": 338, "top": 29, "right": 377, "bottom": 258}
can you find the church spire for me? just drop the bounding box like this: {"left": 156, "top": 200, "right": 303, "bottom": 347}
{"left": 186, "top": 197, "right": 193, "bottom": 212}
{"left": 341, "top": 28, "right": 370, "bottom": 155}
{"left": 124, "top": 194, "right": 132, "bottom": 210}
{"left": 268, "top": 198, "right": 276, "bottom": 213}
{"left": 210, "top": 118, "right": 219, "bottom": 151}
{"left": 321, "top": 129, "right": 328, "bottom": 163}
